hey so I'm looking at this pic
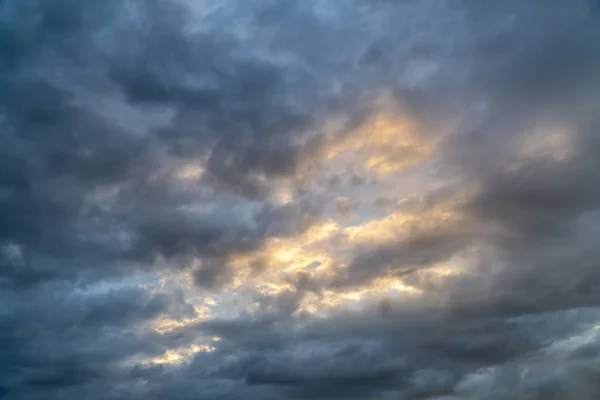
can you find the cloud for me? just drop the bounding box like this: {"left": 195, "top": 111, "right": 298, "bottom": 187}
{"left": 2, "top": 0, "right": 600, "bottom": 399}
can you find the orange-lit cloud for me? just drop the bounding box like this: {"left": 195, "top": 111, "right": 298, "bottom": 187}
{"left": 323, "top": 94, "right": 438, "bottom": 176}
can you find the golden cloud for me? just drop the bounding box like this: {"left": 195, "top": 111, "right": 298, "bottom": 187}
{"left": 324, "top": 94, "right": 438, "bottom": 176}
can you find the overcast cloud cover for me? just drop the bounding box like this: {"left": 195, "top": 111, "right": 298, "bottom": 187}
{"left": 2, "top": 0, "right": 600, "bottom": 398}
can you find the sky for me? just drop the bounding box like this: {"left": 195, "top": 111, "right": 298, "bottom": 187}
{"left": 2, "top": 0, "right": 600, "bottom": 399}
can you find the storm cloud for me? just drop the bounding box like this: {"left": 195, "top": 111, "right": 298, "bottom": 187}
{"left": 2, "top": 0, "right": 600, "bottom": 399}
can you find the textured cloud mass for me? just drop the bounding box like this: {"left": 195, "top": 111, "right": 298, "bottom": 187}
{"left": 2, "top": 0, "right": 600, "bottom": 398}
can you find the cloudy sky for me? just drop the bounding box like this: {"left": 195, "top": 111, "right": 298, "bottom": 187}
{"left": 2, "top": 0, "right": 600, "bottom": 399}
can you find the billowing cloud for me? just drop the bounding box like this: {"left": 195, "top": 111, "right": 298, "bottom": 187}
{"left": 2, "top": 0, "right": 600, "bottom": 399}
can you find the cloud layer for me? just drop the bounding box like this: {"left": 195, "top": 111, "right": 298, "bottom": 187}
{"left": 2, "top": 0, "right": 600, "bottom": 398}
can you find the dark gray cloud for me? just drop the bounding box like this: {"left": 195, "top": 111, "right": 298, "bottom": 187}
{"left": 2, "top": 0, "right": 600, "bottom": 399}
{"left": 0, "top": 281, "right": 192, "bottom": 399}
{"left": 0, "top": 0, "right": 332, "bottom": 287}
{"left": 332, "top": 223, "right": 472, "bottom": 289}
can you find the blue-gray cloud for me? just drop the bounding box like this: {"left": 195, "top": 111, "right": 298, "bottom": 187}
{"left": 2, "top": 0, "right": 600, "bottom": 399}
